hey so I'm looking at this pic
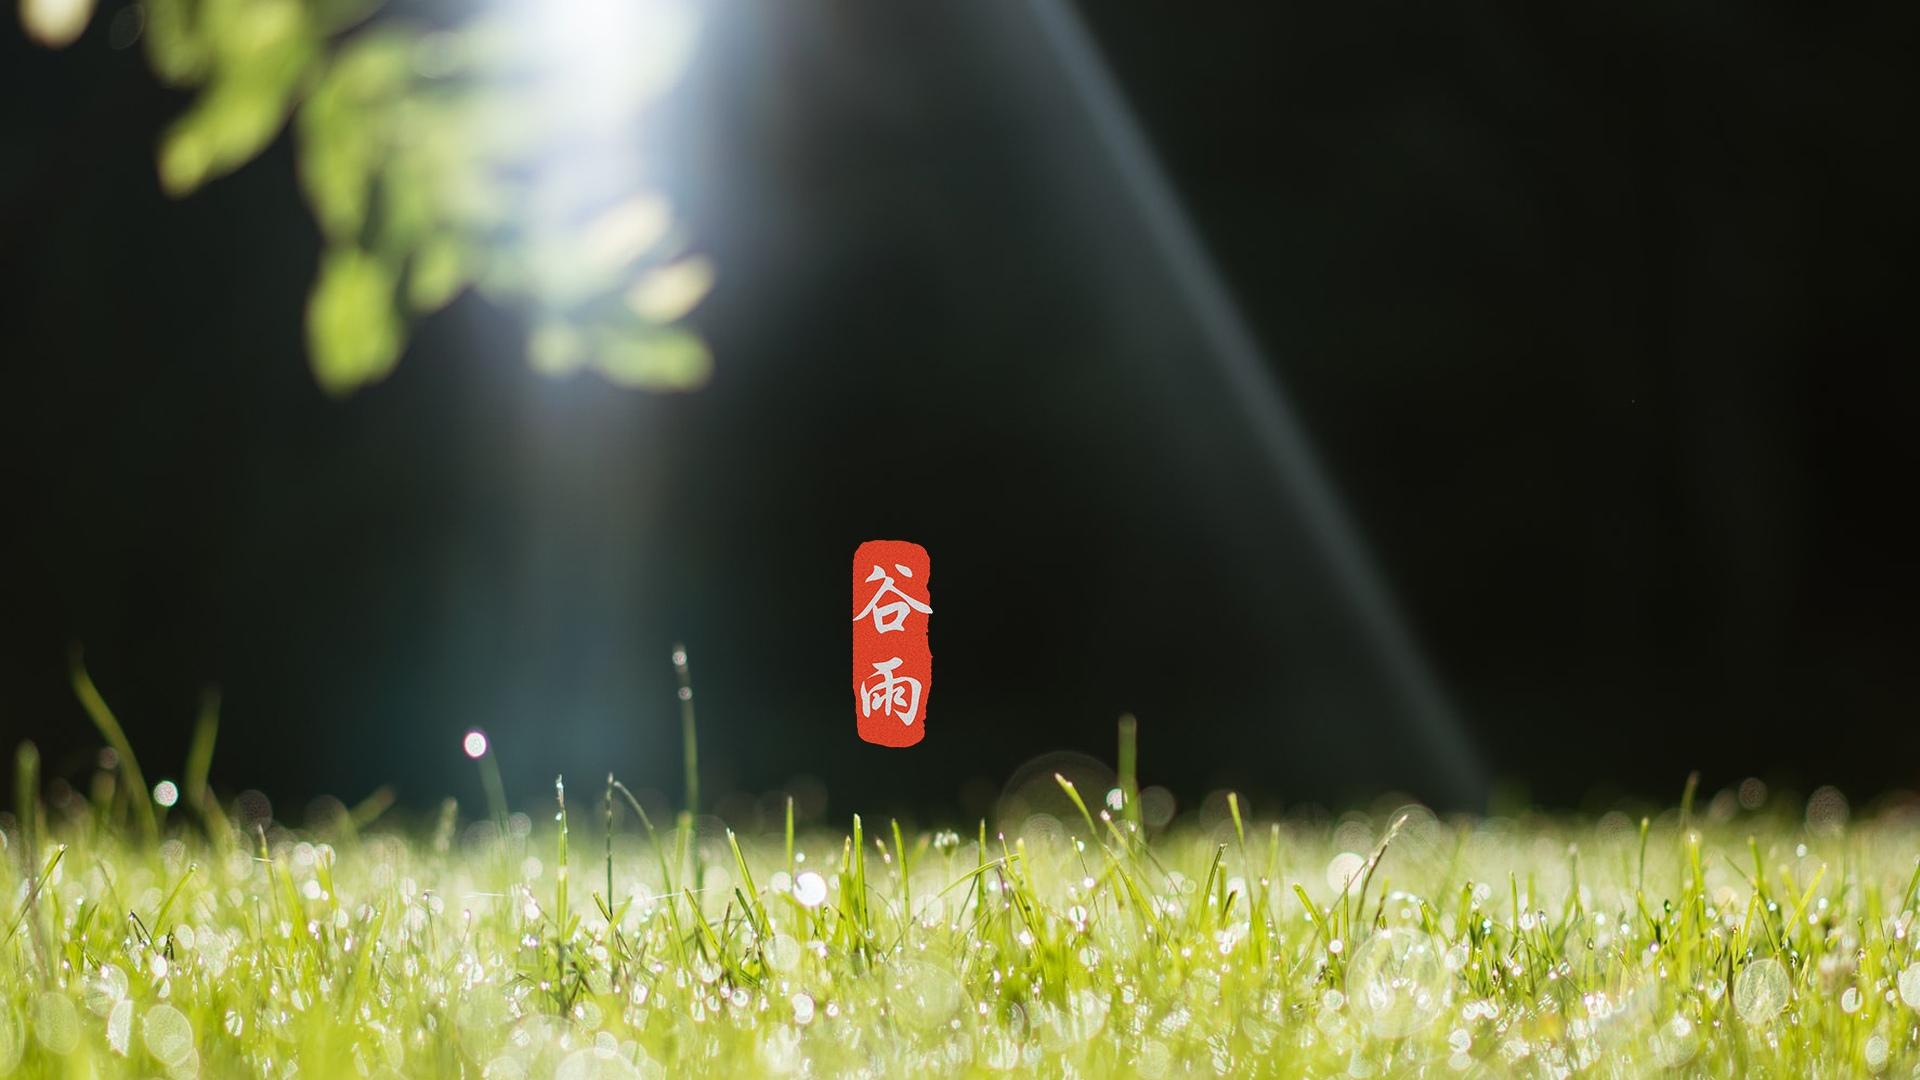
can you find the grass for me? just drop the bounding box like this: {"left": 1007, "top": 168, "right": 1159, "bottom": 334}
{"left": 4, "top": 674, "right": 1920, "bottom": 1076}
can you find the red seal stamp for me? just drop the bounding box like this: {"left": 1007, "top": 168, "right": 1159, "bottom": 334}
{"left": 852, "top": 540, "right": 931, "bottom": 747}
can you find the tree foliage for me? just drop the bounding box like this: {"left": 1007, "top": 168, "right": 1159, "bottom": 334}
{"left": 23, "top": 0, "right": 713, "bottom": 396}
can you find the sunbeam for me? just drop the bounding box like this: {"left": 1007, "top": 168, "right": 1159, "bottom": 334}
{"left": 1027, "top": 0, "right": 1488, "bottom": 804}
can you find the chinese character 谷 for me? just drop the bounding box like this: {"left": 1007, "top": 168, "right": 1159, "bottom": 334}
{"left": 852, "top": 562, "right": 932, "bottom": 634}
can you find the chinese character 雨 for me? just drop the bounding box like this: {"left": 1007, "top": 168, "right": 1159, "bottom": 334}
{"left": 860, "top": 657, "right": 923, "bottom": 726}
{"left": 853, "top": 562, "right": 931, "bottom": 634}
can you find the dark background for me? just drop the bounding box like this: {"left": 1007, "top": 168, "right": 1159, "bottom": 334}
{"left": 4, "top": 2, "right": 1917, "bottom": 822}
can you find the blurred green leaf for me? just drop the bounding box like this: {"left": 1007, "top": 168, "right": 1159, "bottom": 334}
{"left": 142, "top": 0, "right": 212, "bottom": 86}
{"left": 325, "top": 22, "right": 411, "bottom": 88}
{"left": 579, "top": 194, "right": 673, "bottom": 278}
{"left": 307, "top": 246, "right": 404, "bottom": 396}
{"left": 297, "top": 31, "right": 410, "bottom": 239}
{"left": 90, "top": 0, "right": 713, "bottom": 396}
{"left": 296, "top": 107, "right": 371, "bottom": 240}
{"left": 154, "top": 0, "right": 317, "bottom": 196}
{"left": 305, "top": 0, "right": 380, "bottom": 35}
{"left": 378, "top": 150, "right": 440, "bottom": 255}
{"left": 202, "top": 0, "right": 305, "bottom": 69}
{"left": 157, "top": 74, "right": 292, "bottom": 195}
{"left": 626, "top": 257, "right": 713, "bottom": 323}
{"left": 590, "top": 325, "right": 711, "bottom": 391}
{"left": 406, "top": 235, "right": 467, "bottom": 313}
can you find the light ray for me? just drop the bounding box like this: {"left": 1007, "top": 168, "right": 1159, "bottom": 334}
{"left": 1028, "top": 0, "right": 1487, "bottom": 803}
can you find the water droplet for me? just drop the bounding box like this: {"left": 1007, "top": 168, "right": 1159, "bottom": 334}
{"left": 1897, "top": 963, "right": 1920, "bottom": 1009}
{"left": 1653, "top": 1015, "right": 1698, "bottom": 1067}
{"left": 31, "top": 992, "right": 80, "bottom": 1055}
{"left": 1805, "top": 786, "right": 1848, "bottom": 834}
{"left": 887, "top": 959, "right": 965, "bottom": 1032}
{"left": 792, "top": 872, "right": 828, "bottom": 908}
{"left": 555, "top": 1044, "right": 641, "bottom": 1080}
{"left": 1326, "top": 852, "right": 1366, "bottom": 894}
{"left": 84, "top": 964, "right": 129, "bottom": 1016}
{"left": 1734, "top": 957, "right": 1790, "bottom": 1023}
{"left": 1380, "top": 890, "right": 1425, "bottom": 928}
{"left": 143, "top": 1004, "right": 195, "bottom": 1069}
{"left": 764, "top": 934, "right": 801, "bottom": 973}
{"left": 1345, "top": 928, "right": 1446, "bottom": 1038}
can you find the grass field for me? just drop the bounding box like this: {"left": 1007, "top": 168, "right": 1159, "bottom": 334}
{"left": 6, "top": 703, "right": 1920, "bottom": 1077}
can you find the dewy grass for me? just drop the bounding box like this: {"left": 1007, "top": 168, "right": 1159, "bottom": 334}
{"left": 4, "top": 720, "right": 1920, "bottom": 1075}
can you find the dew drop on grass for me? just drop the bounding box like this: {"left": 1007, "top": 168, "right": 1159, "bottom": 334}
{"left": 1864, "top": 1032, "right": 1889, "bottom": 1070}
{"left": 484, "top": 1056, "right": 527, "bottom": 1080}
{"left": 1380, "top": 891, "right": 1425, "bottom": 928}
{"left": 1652, "top": 1015, "right": 1698, "bottom": 1067}
{"left": 143, "top": 1003, "right": 195, "bottom": 1068}
{"left": 1345, "top": 928, "right": 1446, "bottom": 1038}
{"left": 555, "top": 1044, "right": 641, "bottom": 1080}
{"left": 1036, "top": 988, "right": 1109, "bottom": 1050}
{"left": 107, "top": 999, "right": 131, "bottom": 1056}
{"left": 85, "top": 963, "right": 129, "bottom": 1015}
{"left": 1326, "top": 853, "right": 1366, "bottom": 895}
{"left": 1734, "top": 958, "right": 1790, "bottom": 1024}
{"left": 1899, "top": 963, "right": 1920, "bottom": 1010}
{"left": 980, "top": 1031, "right": 1023, "bottom": 1071}
{"left": 888, "top": 958, "right": 966, "bottom": 1032}
{"left": 31, "top": 992, "right": 79, "bottom": 1055}
{"left": 765, "top": 933, "right": 802, "bottom": 973}
{"left": 793, "top": 872, "right": 828, "bottom": 908}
